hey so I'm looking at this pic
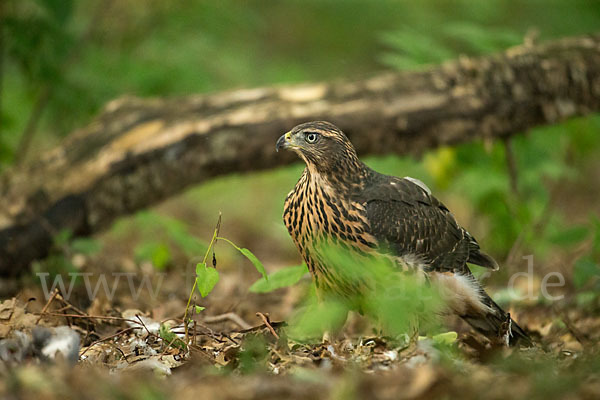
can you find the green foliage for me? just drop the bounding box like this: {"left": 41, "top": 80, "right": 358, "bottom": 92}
{"left": 573, "top": 258, "right": 599, "bottom": 290}
{"left": 239, "top": 248, "right": 268, "bottom": 280}
{"left": 30, "top": 229, "right": 102, "bottom": 290}
{"left": 112, "top": 210, "right": 208, "bottom": 269}
{"left": 430, "top": 331, "right": 458, "bottom": 346}
{"left": 195, "top": 262, "right": 219, "bottom": 298}
{"left": 379, "top": 21, "right": 522, "bottom": 70}
{"left": 571, "top": 216, "right": 600, "bottom": 308}
{"left": 490, "top": 351, "right": 600, "bottom": 400}
{"left": 288, "top": 244, "right": 443, "bottom": 341}
{"left": 158, "top": 324, "right": 187, "bottom": 351}
{"left": 4, "top": 0, "right": 75, "bottom": 84}
{"left": 379, "top": 29, "right": 456, "bottom": 69}
{"left": 69, "top": 237, "right": 102, "bottom": 255}
{"left": 548, "top": 225, "right": 590, "bottom": 248}
{"left": 289, "top": 298, "right": 349, "bottom": 340}
{"left": 217, "top": 237, "right": 268, "bottom": 280}
{"left": 191, "top": 235, "right": 269, "bottom": 299}
{"left": 237, "top": 335, "right": 269, "bottom": 374}
{"left": 442, "top": 22, "right": 522, "bottom": 53}
{"left": 249, "top": 264, "right": 308, "bottom": 293}
{"left": 182, "top": 215, "right": 269, "bottom": 334}
{"left": 424, "top": 116, "right": 598, "bottom": 258}
{"left": 134, "top": 242, "right": 171, "bottom": 270}
{"left": 32, "top": 252, "right": 76, "bottom": 279}
{"left": 133, "top": 211, "right": 208, "bottom": 257}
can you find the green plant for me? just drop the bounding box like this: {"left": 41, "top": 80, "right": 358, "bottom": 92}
{"left": 572, "top": 216, "right": 600, "bottom": 308}
{"left": 112, "top": 210, "right": 209, "bottom": 270}
{"left": 32, "top": 228, "right": 101, "bottom": 277}
{"left": 159, "top": 323, "right": 187, "bottom": 351}
{"left": 182, "top": 214, "right": 268, "bottom": 340}
{"left": 286, "top": 244, "right": 443, "bottom": 341}
{"left": 249, "top": 264, "right": 308, "bottom": 293}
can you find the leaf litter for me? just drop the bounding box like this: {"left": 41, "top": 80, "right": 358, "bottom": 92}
{"left": 1, "top": 216, "right": 599, "bottom": 399}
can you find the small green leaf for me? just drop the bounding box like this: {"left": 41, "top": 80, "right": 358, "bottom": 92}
{"left": 240, "top": 248, "right": 268, "bottom": 280}
{"left": 249, "top": 265, "right": 308, "bottom": 293}
{"left": 196, "top": 263, "right": 219, "bottom": 297}
{"left": 576, "top": 291, "right": 598, "bottom": 308}
{"left": 573, "top": 257, "right": 600, "bottom": 289}
{"left": 54, "top": 229, "right": 73, "bottom": 247}
{"left": 70, "top": 237, "right": 102, "bottom": 255}
{"left": 195, "top": 306, "right": 205, "bottom": 313}
{"left": 591, "top": 215, "right": 600, "bottom": 257}
{"left": 432, "top": 331, "right": 458, "bottom": 345}
{"left": 549, "top": 225, "right": 589, "bottom": 247}
{"left": 159, "top": 324, "right": 187, "bottom": 351}
{"left": 135, "top": 241, "right": 171, "bottom": 270}
{"left": 289, "top": 299, "right": 349, "bottom": 340}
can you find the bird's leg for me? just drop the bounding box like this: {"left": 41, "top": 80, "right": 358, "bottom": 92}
{"left": 321, "top": 309, "right": 349, "bottom": 344}
{"left": 497, "top": 312, "right": 512, "bottom": 347}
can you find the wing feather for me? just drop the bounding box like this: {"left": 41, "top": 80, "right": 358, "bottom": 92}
{"left": 358, "top": 176, "right": 496, "bottom": 273}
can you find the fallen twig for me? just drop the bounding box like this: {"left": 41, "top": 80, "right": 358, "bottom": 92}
{"left": 36, "top": 289, "right": 59, "bottom": 324}
{"left": 256, "top": 312, "right": 279, "bottom": 339}
{"left": 37, "top": 312, "right": 141, "bottom": 326}
{"left": 135, "top": 314, "right": 155, "bottom": 337}
{"left": 80, "top": 327, "right": 136, "bottom": 358}
{"left": 203, "top": 312, "right": 252, "bottom": 330}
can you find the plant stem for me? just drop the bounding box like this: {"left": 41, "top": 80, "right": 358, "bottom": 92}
{"left": 183, "top": 213, "right": 221, "bottom": 343}
{"left": 215, "top": 236, "right": 241, "bottom": 251}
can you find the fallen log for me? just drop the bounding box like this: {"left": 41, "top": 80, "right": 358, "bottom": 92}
{"left": 1, "top": 34, "right": 600, "bottom": 276}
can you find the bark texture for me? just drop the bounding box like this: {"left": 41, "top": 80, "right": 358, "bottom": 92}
{"left": 1, "top": 34, "right": 600, "bottom": 276}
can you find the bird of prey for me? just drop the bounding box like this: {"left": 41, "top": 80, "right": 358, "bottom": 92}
{"left": 276, "top": 121, "right": 531, "bottom": 346}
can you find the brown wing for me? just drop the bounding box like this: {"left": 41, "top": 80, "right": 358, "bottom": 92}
{"left": 357, "top": 175, "right": 497, "bottom": 273}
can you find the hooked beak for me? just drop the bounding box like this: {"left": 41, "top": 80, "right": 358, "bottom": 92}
{"left": 276, "top": 131, "right": 292, "bottom": 152}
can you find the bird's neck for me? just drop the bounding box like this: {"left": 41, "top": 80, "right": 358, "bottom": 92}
{"left": 304, "top": 157, "right": 370, "bottom": 196}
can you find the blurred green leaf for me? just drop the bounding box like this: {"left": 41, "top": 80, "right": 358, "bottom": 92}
{"left": 424, "top": 147, "right": 457, "bottom": 189}
{"left": 37, "top": 0, "right": 75, "bottom": 25}
{"left": 159, "top": 324, "right": 186, "bottom": 351}
{"left": 431, "top": 331, "right": 458, "bottom": 346}
{"left": 548, "top": 225, "right": 589, "bottom": 248}
{"left": 289, "top": 244, "right": 443, "bottom": 340}
{"left": 237, "top": 335, "right": 269, "bottom": 374}
{"left": 443, "top": 22, "right": 521, "bottom": 53}
{"left": 196, "top": 263, "right": 219, "bottom": 297}
{"left": 573, "top": 257, "right": 600, "bottom": 289}
{"left": 240, "top": 248, "right": 268, "bottom": 280}
{"left": 70, "top": 237, "right": 102, "bottom": 255}
{"left": 591, "top": 215, "right": 600, "bottom": 257}
{"left": 133, "top": 211, "right": 207, "bottom": 257}
{"left": 54, "top": 229, "right": 73, "bottom": 247}
{"left": 218, "top": 237, "right": 267, "bottom": 280}
{"left": 379, "top": 29, "right": 455, "bottom": 70}
{"left": 289, "top": 299, "right": 349, "bottom": 340}
{"left": 249, "top": 264, "right": 308, "bottom": 293}
{"left": 195, "top": 306, "right": 205, "bottom": 313}
{"left": 135, "top": 241, "right": 171, "bottom": 270}
{"left": 576, "top": 291, "right": 598, "bottom": 308}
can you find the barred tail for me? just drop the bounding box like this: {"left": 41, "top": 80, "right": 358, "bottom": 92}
{"left": 462, "top": 291, "right": 533, "bottom": 347}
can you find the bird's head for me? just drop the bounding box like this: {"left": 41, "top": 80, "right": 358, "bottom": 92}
{"left": 276, "top": 121, "right": 360, "bottom": 173}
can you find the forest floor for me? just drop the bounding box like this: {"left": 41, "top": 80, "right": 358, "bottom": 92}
{"left": 1, "top": 238, "right": 599, "bottom": 400}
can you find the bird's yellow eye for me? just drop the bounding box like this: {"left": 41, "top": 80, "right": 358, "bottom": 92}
{"left": 305, "top": 132, "right": 319, "bottom": 144}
